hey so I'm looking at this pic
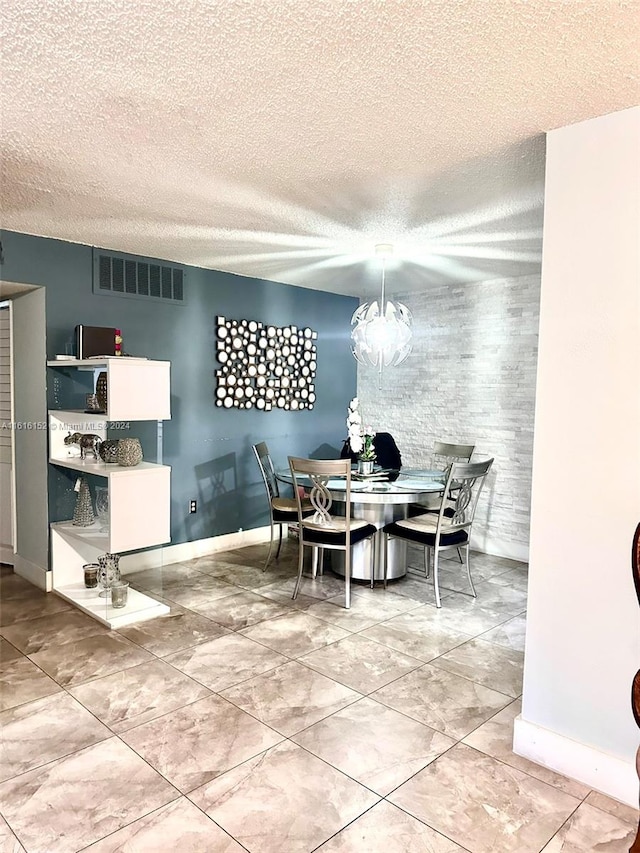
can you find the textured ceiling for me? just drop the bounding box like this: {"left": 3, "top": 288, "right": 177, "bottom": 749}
{"left": 1, "top": 0, "right": 638, "bottom": 296}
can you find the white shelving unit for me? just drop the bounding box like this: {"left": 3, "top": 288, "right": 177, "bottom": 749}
{"left": 47, "top": 357, "right": 172, "bottom": 628}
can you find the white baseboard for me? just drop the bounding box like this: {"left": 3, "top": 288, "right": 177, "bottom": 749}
{"left": 13, "top": 553, "right": 51, "bottom": 591}
{"left": 120, "top": 525, "right": 274, "bottom": 573}
{"left": 116, "top": 525, "right": 522, "bottom": 575}
{"left": 513, "top": 714, "right": 638, "bottom": 807}
{"left": 473, "top": 531, "right": 529, "bottom": 564}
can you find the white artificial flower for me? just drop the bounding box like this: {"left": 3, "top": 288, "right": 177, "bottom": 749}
{"left": 349, "top": 431, "right": 363, "bottom": 454}
{"left": 346, "top": 398, "right": 364, "bottom": 454}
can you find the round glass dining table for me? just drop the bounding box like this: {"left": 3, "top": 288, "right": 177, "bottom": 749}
{"left": 276, "top": 468, "right": 446, "bottom": 581}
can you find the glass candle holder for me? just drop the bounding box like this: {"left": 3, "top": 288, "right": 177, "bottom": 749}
{"left": 83, "top": 563, "right": 99, "bottom": 589}
{"left": 110, "top": 581, "right": 129, "bottom": 609}
{"left": 95, "top": 486, "right": 109, "bottom": 531}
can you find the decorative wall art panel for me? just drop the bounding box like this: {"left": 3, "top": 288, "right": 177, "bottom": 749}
{"left": 215, "top": 316, "right": 317, "bottom": 410}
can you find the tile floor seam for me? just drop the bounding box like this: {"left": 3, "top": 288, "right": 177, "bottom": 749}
{"left": 349, "top": 619, "right": 474, "bottom": 661}
{"left": 70, "top": 684, "right": 217, "bottom": 736}
{"left": 0, "top": 695, "right": 114, "bottom": 786}
{"left": 453, "top": 740, "right": 587, "bottom": 805}
{"left": 379, "top": 791, "right": 476, "bottom": 853}
{"left": 160, "top": 639, "right": 293, "bottom": 693}
{"left": 294, "top": 649, "right": 425, "bottom": 696}
{"left": 115, "top": 620, "right": 232, "bottom": 660}
{"left": 427, "top": 653, "right": 523, "bottom": 700}
{"left": 362, "top": 646, "right": 515, "bottom": 705}
{"left": 382, "top": 743, "right": 576, "bottom": 853}
{"left": 236, "top": 625, "right": 359, "bottom": 658}
{"left": 119, "top": 720, "right": 286, "bottom": 801}
{"left": 114, "top": 689, "right": 284, "bottom": 746}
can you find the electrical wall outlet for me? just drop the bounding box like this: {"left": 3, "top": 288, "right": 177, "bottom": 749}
{"left": 189, "top": 499, "right": 197, "bottom": 514}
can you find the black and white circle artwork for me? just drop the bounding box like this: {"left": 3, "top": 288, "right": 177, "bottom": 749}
{"left": 215, "top": 316, "right": 317, "bottom": 410}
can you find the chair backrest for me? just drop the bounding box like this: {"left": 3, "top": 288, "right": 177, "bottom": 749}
{"left": 436, "top": 458, "right": 493, "bottom": 533}
{"left": 288, "top": 456, "right": 353, "bottom": 528}
{"left": 432, "top": 441, "right": 475, "bottom": 471}
{"left": 253, "top": 441, "right": 280, "bottom": 502}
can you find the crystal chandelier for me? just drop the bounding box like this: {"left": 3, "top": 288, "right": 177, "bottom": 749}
{"left": 350, "top": 244, "right": 413, "bottom": 376}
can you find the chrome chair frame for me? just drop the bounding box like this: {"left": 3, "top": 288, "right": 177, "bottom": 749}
{"left": 253, "top": 441, "right": 311, "bottom": 572}
{"left": 288, "top": 456, "right": 376, "bottom": 609}
{"left": 384, "top": 458, "right": 493, "bottom": 607}
{"left": 413, "top": 440, "right": 476, "bottom": 562}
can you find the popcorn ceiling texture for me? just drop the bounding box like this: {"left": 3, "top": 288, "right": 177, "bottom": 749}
{"left": 357, "top": 273, "right": 541, "bottom": 560}
{"left": 1, "top": 0, "right": 638, "bottom": 294}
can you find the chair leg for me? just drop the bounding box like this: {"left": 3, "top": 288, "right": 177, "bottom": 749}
{"left": 311, "top": 547, "right": 318, "bottom": 578}
{"left": 383, "top": 533, "right": 388, "bottom": 589}
{"left": 424, "top": 547, "right": 431, "bottom": 579}
{"left": 370, "top": 535, "right": 376, "bottom": 589}
{"left": 456, "top": 547, "right": 464, "bottom": 564}
{"left": 275, "top": 523, "right": 284, "bottom": 559}
{"left": 318, "top": 547, "right": 324, "bottom": 575}
{"left": 464, "top": 544, "right": 476, "bottom": 598}
{"left": 292, "top": 540, "right": 305, "bottom": 600}
{"left": 433, "top": 547, "right": 442, "bottom": 608}
{"left": 264, "top": 517, "right": 276, "bottom": 572}
{"left": 344, "top": 548, "right": 351, "bottom": 609}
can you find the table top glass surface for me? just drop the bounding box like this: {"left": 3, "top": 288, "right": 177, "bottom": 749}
{"left": 276, "top": 467, "right": 446, "bottom": 496}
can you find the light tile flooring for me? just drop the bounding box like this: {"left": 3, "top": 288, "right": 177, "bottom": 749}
{"left": 0, "top": 545, "right": 638, "bottom": 852}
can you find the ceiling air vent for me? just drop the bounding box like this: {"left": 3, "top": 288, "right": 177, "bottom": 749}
{"left": 94, "top": 252, "right": 186, "bottom": 305}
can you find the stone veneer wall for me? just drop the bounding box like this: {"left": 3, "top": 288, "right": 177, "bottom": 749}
{"left": 357, "top": 273, "right": 540, "bottom": 561}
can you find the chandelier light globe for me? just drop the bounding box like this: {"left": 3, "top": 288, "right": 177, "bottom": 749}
{"left": 350, "top": 243, "right": 413, "bottom": 370}
{"left": 350, "top": 299, "right": 413, "bottom": 367}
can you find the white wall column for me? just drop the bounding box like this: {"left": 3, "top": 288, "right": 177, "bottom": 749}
{"left": 515, "top": 107, "right": 640, "bottom": 806}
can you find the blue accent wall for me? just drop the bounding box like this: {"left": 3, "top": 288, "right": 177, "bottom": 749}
{"left": 1, "top": 230, "right": 358, "bottom": 546}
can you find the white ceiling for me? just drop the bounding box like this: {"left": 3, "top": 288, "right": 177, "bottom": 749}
{"left": 1, "top": 0, "right": 638, "bottom": 296}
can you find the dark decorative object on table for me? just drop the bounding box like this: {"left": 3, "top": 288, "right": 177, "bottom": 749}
{"left": 99, "top": 439, "right": 120, "bottom": 464}
{"left": 96, "top": 371, "right": 108, "bottom": 411}
{"left": 97, "top": 552, "right": 121, "bottom": 598}
{"left": 72, "top": 478, "right": 94, "bottom": 526}
{"left": 117, "top": 437, "right": 143, "bottom": 467}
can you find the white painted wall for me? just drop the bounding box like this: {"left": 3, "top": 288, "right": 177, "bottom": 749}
{"left": 515, "top": 107, "right": 640, "bottom": 805}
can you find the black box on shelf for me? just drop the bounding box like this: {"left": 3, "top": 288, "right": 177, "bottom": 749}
{"left": 75, "top": 325, "right": 117, "bottom": 359}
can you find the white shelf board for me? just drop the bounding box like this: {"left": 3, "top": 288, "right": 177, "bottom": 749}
{"left": 52, "top": 409, "right": 108, "bottom": 418}
{"left": 49, "top": 458, "right": 170, "bottom": 476}
{"left": 54, "top": 583, "right": 170, "bottom": 628}
{"left": 48, "top": 358, "right": 150, "bottom": 369}
{"left": 50, "top": 520, "right": 110, "bottom": 549}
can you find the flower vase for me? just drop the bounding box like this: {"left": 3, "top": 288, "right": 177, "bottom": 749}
{"left": 358, "top": 459, "right": 374, "bottom": 475}
{"left": 97, "top": 553, "right": 121, "bottom": 598}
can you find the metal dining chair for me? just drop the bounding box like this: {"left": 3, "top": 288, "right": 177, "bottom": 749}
{"left": 409, "top": 441, "right": 476, "bottom": 552}
{"left": 288, "top": 456, "right": 377, "bottom": 609}
{"left": 384, "top": 458, "right": 493, "bottom": 607}
{"left": 252, "top": 442, "right": 313, "bottom": 572}
{"left": 432, "top": 441, "right": 475, "bottom": 470}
